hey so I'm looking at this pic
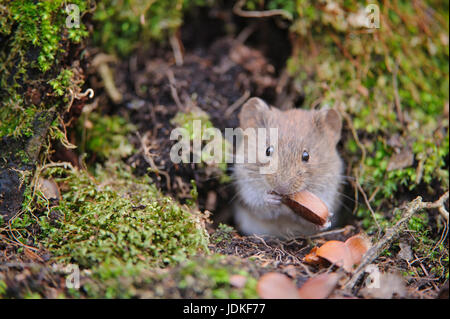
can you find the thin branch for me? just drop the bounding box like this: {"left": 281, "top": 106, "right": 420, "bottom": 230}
{"left": 356, "top": 180, "right": 381, "bottom": 234}
{"left": 421, "top": 191, "right": 449, "bottom": 221}
{"left": 233, "top": 0, "right": 293, "bottom": 20}
{"left": 345, "top": 192, "right": 449, "bottom": 290}
{"left": 166, "top": 69, "right": 184, "bottom": 111}
{"left": 170, "top": 32, "right": 184, "bottom": 66}
{"left": 392, "top": 61, "right": 405, "bottom": 125}
{"left": 225, "top": 90, "right": 250, "bottom": 118}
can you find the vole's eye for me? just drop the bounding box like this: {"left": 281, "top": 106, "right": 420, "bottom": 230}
{"left": 302, "top": 150, "right": 310, "bottom": 162}
{"left": 266, "top": 146, "right": 274, "bottom": 157}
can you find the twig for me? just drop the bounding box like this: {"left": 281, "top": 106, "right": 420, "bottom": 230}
{"left": 341, "top": 110, "right": 366, "bottom": 166}
{"left": 225, "top": 90, "right": 250, "bottom": 118}
{"left": 170, "top": 32, "right": 184, "bottom": 66}
{"left": 306, "top": 225, "right": 355, "bottom": 239}
{"left": 233, "top": 0, "right": 293, "bottom": 20}
{"left": 345, "top": 192, "right": 449, "bottom": 290}
{"left": 166, "top": 69, "right": 184, "bottom": 111}
{"left": 356, "top": 180, "right": 381, "bottom": 234}
{"left": 421, "top": 191, "right": 449, "bottom": 222}
{"left": 92, "top": 54, "right": 122, "bottom": 104}
{"left": 414, "top": 253, "right": 439, "bottom": 292}
{"left": 235, "top": 22, "right": 257, "bottom": 44}
{"left": 392, "top": 62, "right": 405, "bottom": 125}
{"left": 137, "top": 131, "right": 172, "bottom": 191}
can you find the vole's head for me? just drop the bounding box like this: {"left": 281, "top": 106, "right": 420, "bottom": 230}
{"left": 237, "top": 97, "right": 343, "bottom": 198}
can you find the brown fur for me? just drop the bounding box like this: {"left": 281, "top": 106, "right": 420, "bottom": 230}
{"left": 233, "top": 97, "right": 344, "bottom": 237}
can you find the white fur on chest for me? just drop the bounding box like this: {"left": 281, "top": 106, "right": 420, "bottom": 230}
{"left": 233, "top": 165, "right": 340, "bottom": 238}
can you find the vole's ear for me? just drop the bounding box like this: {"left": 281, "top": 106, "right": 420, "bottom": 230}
{"left": 239, "top": 97, "right": 269, "bottom": 129}
{"left": 316, "top": 108, "right": 342, "bottom": 144}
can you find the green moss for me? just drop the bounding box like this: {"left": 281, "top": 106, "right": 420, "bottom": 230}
{"left": 81, "top": 254, "right": 258, "bottom": 298}
{"left": 92, "top": 0, "right": 211, "bottom": 56}
{"left": 39, "top": 161, "right": 209, "bottom": 268}
{"left": 0, "top": 0, "right": 90, "bottom": 140}
{"left": 5, "top": 1, "right": 89, "bottom": 72}
{"left": 211, "top": 223, "right": 236, "bottom": 244}
{"left": 407, "top": 212, "right": 448, "bottom": 281}
{"left": 171, "top": 110, "right": 232, "bottom": 182}
{"left": 77, "top": 112, "right": 136, "bottom": 160}
{"left": 23, "top": 292, "right": 42, "bottom": 299}
{"left": 48, "top": 69, "right": 75, "bottom": 97}
{"left": 15, "top": 150, "right": 31, "bottom": 164}
{"left": 176, "top": 255, "right": 259, "bottom": 299}
{"left": 0, "top": 280, "right": 7, "bottom": 297}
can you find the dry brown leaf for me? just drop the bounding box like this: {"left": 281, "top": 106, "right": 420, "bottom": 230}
{"left": 345, "top": 234, "right": 371, "bottom": 265}
{"left": 229, "top": 274, "right": 247, "bottom": 288}
{"left": 297, "top": 273, "right": 341, "bottom": 299}
{"left": 37, "top": 177, "right": 60, "bottom": 201}
{"left": 24, "top": 247, "right": 44, "bottom": 262}
{"left": 387, "top": 148, "right": 414, "bottom": 171}
{"left": 304, "top": 234, "right": 371, "bottom": 272}
{"left": 398, "top": 242, "right": 413, "bottom": 262}
{"left": 315, "top": 240, "right": 354, "bottom": 272}
{"left": 257, "top": 272, "right": 300, "bottom": 299}
{"left": 303, "top": 247, "right": 322, "bottom": 264}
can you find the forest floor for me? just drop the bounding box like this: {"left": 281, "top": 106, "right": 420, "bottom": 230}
{"left": 0, "top": 1, "right": 448, "bottom": 299}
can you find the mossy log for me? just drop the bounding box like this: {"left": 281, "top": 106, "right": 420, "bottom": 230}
{"left": 0, "top": 111, "right": 55, "bottom": 220}
{"left": 0, "top": 0, "right": 90, "bottom": 221}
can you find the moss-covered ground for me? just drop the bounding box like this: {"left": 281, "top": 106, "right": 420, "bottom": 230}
{"left": 0, "top": 0, "right": 448, "bottom": 299}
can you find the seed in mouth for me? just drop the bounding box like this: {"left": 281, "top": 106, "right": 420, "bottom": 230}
{"left": 279, "top": 190, "right": 329, "bottom": 226}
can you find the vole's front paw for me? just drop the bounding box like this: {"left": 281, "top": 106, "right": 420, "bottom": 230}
{"left": 318, "top": 219, "right": 332, "bottom": 231}
{"left": 264, "top": 192, "right": 282, "bottom": 206}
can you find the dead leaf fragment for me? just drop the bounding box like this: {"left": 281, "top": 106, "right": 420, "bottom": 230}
{"left": 37, "top": 177, "right": 60, "bottom": 201}
{"left": 345, "top": 234, "right": 371, "bottom": 265}
{"left": 304, "top": 234, "right": 371, "bottom": 272}
{"left": 24, "top": 247, "right": 44, "bottom": 262}
{"left": 257, "top": 272, "right": 300, "bottom": 299}
{"left": 387, "top": 148, "right": 414, "bottom": 171}
{"left": 398, "top": 242, "right": 413, "bottom": 262}
{"left": 303, "top": 247, "right": 320, "bottom": 264}
{"left": 297, "top": 273, "right": 341, "bottom": 299}
{"left": 315, "top": 240, "right": 354, "bottom": 272}
{"left": 229, "top": 274, "right": 247, "bottom": 288}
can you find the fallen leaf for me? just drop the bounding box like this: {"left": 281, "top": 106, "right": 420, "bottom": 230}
{"left": 229, "top": 274, "right": 247, "bottom": 288}
{"left": 304, "top": 234, "right": 371, "bottom": 272}
{"left": 37, "top": 177, "right": 60, "bottom": 201}
{"left": 297, "top": 273, "right": 341, "bottom": 299}
{"left": 303, "top": 247, "right": 321, "bottom": 264}
{"left": 281, "top": 190, "right": 329, "bottom": 226}
{"left": 315, "top": 240, "right": 354, "bottom": 272}
{"left": 398, "top": 242, "right": 413, "bottom": 262}
{"left": 24, "top": 247, "right": 44, "bottom": 262}
{"left": 387, "top": 148, "right": 414, "bottom": 171}
{"left": 345, "top": 234, "right": 371, "bottom": 265}
{"left": 257, "top": 272, "right": 300, "bottom": 299}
